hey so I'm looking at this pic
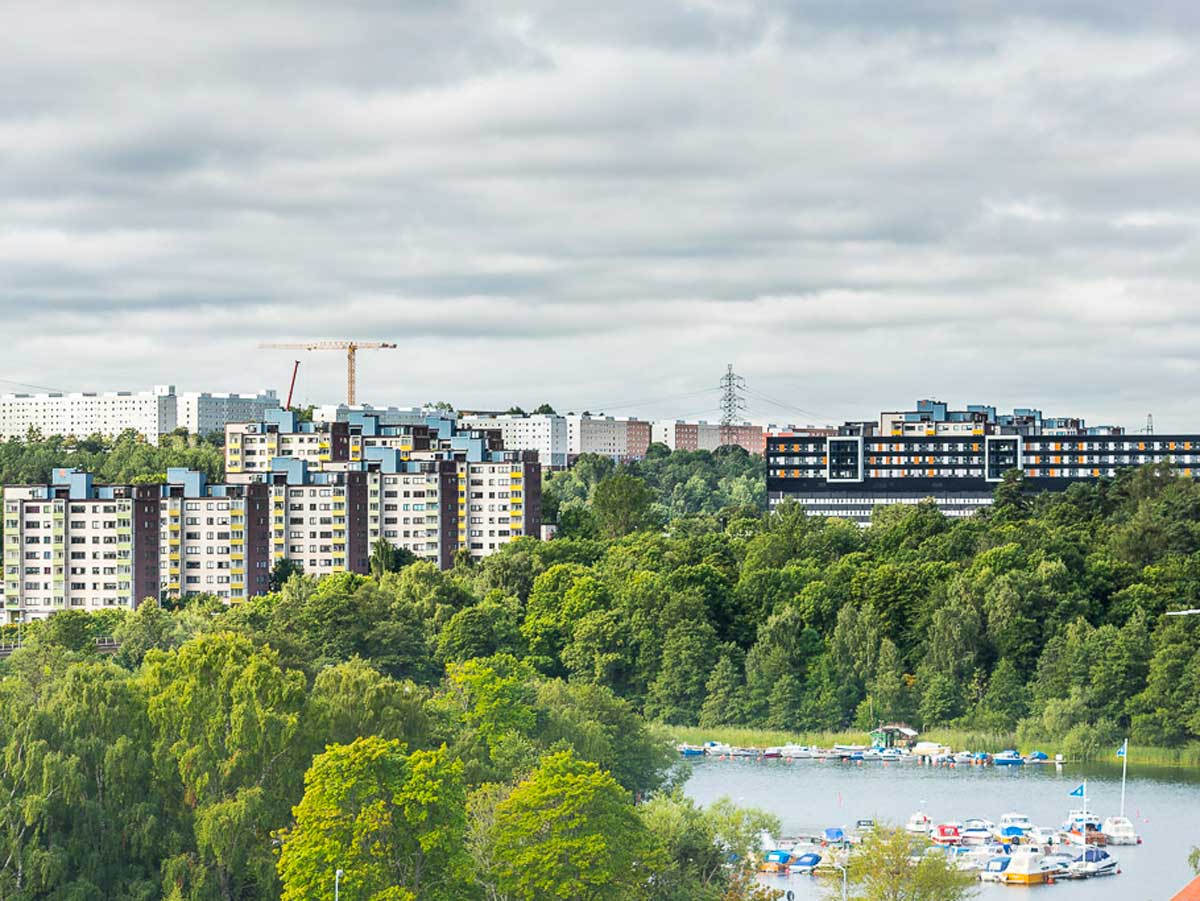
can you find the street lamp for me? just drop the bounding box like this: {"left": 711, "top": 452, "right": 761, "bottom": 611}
{"left": 334, "top": 868, "right": 343, "bottom": 901}
{"left": 831, "top": 861, "right": 848, "bottom": 901}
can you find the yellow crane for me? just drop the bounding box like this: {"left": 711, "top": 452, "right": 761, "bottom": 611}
{"left": 259, "top": 340, "right": 397, "bottom": 405}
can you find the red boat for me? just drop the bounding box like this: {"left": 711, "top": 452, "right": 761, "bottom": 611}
{"left": 931, "top": 823, "right": 963, "bottom": 846}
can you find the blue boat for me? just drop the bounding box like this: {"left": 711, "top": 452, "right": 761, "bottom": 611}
{"left": 994, "top": 749, "right": 1025, "bottom": 766}
{"left": 789, "top": 851, "right": 822, "bottom": 874}
{"left": 822, "top": 827, "right": 848, "bottom": 846}
{"left": 677, "top": 744, "right": 705, "bottom": 757}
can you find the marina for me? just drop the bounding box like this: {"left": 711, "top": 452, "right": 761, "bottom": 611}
{"left": 681, "top": 753, "right": 1199, "bottom": 900}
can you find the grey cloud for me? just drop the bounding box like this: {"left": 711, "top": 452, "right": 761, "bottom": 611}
{"left": 3, "top": 1, "right": 1200, "bottom": 429}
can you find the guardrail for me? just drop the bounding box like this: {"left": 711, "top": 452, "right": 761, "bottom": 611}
{"left": 0, "top": 636, "right": 120, "bottom": 659}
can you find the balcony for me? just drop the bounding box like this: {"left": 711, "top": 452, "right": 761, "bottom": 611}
{"left": 231, "top": 553, "right": 245, "bottom": 562}
{"left": 169, "top": 552, "right": 180, "bottom": 561}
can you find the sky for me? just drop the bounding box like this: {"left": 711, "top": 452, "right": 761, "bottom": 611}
{"left": 4, "top": 1, "right": 1200, "bottom": 431}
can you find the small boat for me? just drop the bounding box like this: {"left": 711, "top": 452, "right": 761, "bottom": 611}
{"left": 994, "top": 749, "right": 1025, "bottom": 766}
{"left": 960, "top": 819, "right": 994, "bottom": 845}
{"left": 979, "top": 855, "right": 1012, "bottom": 883}
{"left": 1026, "top": 750, "right": 1049, "bottom": 764}
{"left": 905, "top": 811, "right": 933, "bottom": 836}
{"left": 761, "top": 746, "right": 783, "bottom": 759}
{"left": 731, "top": 746, "right": 758, "bottom": 758}
{"left": 1062, "top": 810, "right": 1106, "bottom": 846}
{"left": 996, "top": 825, "right": 1026, "bottom": 845}
{"left": 952, "top": 751, "right": 973, "bottom": 764}
{"left": 1101, "top": 816, "right": 1141, "bottom": 845}
{"left": 879, "top": 747, "right": 905, "bottom": 761}
{"left": 760, "top": 849, "right": 793, "bottom": 873}
{"left": 998, "top": 812, "right": 1032, "bottom": 832}
{"left": 702, "top": 741, "right": 732, "bottom": 756}
{"left": 821, "top": 827, "right": 848, "bottom": 847}
{"left": 779, "top": 744, "right": 813, "bottom": 759}
{"left": 1002, "top": 847, "right": 1049, "bottom": 885}
{"left": 1027, "top": 825, "right": 1060, "bottom": 846}
{"left": 1041, "top": 851, "right": 1075, "bottom": 876}
{"left": 1069, "top": 847, "right": 1119, "bottom": 878}
{"left": 931, "top": 823, "right": 963, "bottom": 846}
{"left": 677, "top": 744, "right": 705, "bottom": 757}
{"left": 788, "top": 851, "right": 822, "bottom": 875}
{"left": 855, "top": 818, "right": 876, "bottom": 833}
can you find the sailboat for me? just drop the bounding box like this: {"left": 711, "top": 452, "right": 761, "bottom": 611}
{"left": 1102, "top": 739, "right": 1142, "bottom": 845}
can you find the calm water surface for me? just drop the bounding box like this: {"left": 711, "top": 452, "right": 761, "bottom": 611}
{"left": 682, "top": 757, "right": 1198, "bottom": 901}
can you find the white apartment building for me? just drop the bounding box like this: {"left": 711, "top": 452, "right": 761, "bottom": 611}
{"left": 457, "top": 459, "right": 539, "bottom": 559}
{"left": 176, "top": 390, "right": 280, "bottom": 436}
{"left": 313, "top": 404, "right": 430, "bottom": 427}
{"left": 0, "top": 385, "right": 279, "bottom": 444}
{"left": 3, "top": 488, "right": 139, "bottom": 621}
{"left": 458, "top": 414, "right": 569, "bottom": 468}
{"left": 371, "top": 465, "right": 451, "bottom": 567}
{"left": 0, "top": 386, "right": 177, "bottom": 445}
{"left": 159, "top": 491, "right": 267, "bottom": 603}
{"left": 562, "top": 415, "right": 652, "bottom": 461}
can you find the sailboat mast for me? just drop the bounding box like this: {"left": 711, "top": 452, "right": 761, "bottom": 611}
{"left": 1120, "top": 739, "right": 1128, "bottom": 818}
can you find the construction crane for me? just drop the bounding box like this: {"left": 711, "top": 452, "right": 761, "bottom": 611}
{"left": 259, "top": 341, "right": 397, "bottom": 405}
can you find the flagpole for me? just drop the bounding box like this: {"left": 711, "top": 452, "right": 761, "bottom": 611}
{"left": 1120, "top": 739, "right": 1128, "bottom": 819}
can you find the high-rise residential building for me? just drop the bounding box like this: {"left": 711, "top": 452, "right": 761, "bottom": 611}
{"left": 2, "top": 469, "right": 160, "bottom": 621}
{"left": 457, "top": 413, "right": 569, "bottom": 468}
{"left": 563, "top": 414, "right": 652, "bottom": 461}
{"left": 0, "top": 385, "right": 279, "bottom": 444}
{"left": 652, "top": 419, "right": 764, "bottom": 454}
{"left": 767, "top": 398, "right": 1180, "bottom": 524}
{"left": 175, "top": 390, "right": 281, "bottom": 436}
{"left": 313, "top": 404, "right": 431, "bottom": 427}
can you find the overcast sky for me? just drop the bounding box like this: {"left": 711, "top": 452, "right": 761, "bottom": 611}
{"left": 4, "top": 1, "right": 1200, "bottom": 430}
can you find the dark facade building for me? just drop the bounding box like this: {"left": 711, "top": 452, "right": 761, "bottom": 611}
{"left": 768, "top": 399, "right": 1195, "bottom": 523}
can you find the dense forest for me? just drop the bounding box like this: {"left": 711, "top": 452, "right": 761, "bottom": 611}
{"left": 0, "top": 431, "right": 226, "bottom": 485}
{"left": 5, "top": 446, "right": 1200, "bottom": 896}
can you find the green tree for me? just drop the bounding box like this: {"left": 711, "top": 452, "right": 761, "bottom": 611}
{"left": 270, "top": 557, "right": 304, "bottom": 591}
{"left": 832, "top": 825, "right": 977, "bottom": 900}
{"left": 277, "top": 737, "right": 470, "bottom": 901}
{"left": 645, "top": 620, "right": 720, "bottom": 725}
{"left": 593, "top": 473, "right": 661, "bottom": 539}
{"left": 142, "top": 632, "right": 307, "bottom": 899}
{"left": 370, "top": 537, "right": 417, "bottom": 577}
{"left": 491, "top": 750, "right": 659, "bottom": 901}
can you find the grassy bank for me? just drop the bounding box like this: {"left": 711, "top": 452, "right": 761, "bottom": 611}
{"left": 659, "top": 724, "right": 1200, "bottom": 768}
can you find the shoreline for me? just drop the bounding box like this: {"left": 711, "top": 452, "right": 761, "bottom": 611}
{"left": 660, "top": 724, "right": 1200, "bottom": 769}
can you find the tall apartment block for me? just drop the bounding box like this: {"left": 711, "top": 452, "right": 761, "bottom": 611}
{"left": 652, "top": 419, "right": 765, "bottom": 454}
{"left": 767, "top": 398, "right": 1188, "bottom": 523}
{"left": 0, "top": 385, "right": 279, "bottom": 444}
{"left": 457, "top": 414, "right": 570, "bottom": 468}
{"left": 563, "top": 414, "right": 652, "bottom": 462}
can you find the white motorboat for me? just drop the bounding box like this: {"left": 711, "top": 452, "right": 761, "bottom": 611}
{"left": 1101, "top": 815, "right": 1141, "bottom": 845}
{"left": 1069, "top": 847, "right": 1119, "bottom": 877}
{"left": 1027, "top": 826, "right": 1060, "bottom": 846}
{"left": 998, "top": 812, "right": 1032, "bottom": 832}
{"left": 1062, "top": 809, "right": 1106, "bottom": 846}
{"left": 1002, "top": 847, "right": 1049, "bottom": 885}
{"left": 960, "top": 818, "right": 995, "bottom": 845}
{"left": 905, "top": 811, "right": 933, "bottom": 836}
{"left": 779, "top": 744, "right": 813, "bottom": 759}
{"left": 1041, "top": 851, "right": 1075, "bottom": 876}
{"left": 979, "top": 855, "right": 1012, "bottom": 883}
{"left": 703, "top": 741, "right": 733, "bottom": 756}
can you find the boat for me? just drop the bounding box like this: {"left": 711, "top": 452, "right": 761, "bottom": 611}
{"left": 998, "top": 812, "right": 1032, "bottom": 832}
{"left": 1069, "top": 847, "right": 1119, "bottom": 878}
{"left": 879, "top": 747, "right": 905, "bottom": 761}
{"left": 1062, "top": 810, "right": 1106, "bottom": 846}
{"left": 1002, "top": 847, "right": 1049, "bottom": 885}
{"left": 855, "top": 818, "right": 876, "bottom": 833}
{"left": 677, "top": 744, "right": 705, "bottom": 757}
{"left": 996, "top": 825, "right": 1026, "bottom": 845}
{"left": 960, "top": 819, "right": 995, "bottom": 845}
{"left": 702, "top": 741, "right": 732, "bottom": 756}
{"left": 1026, "top": 750, "right": 1049, "bottom": 764}
{"left": 779, "top": 744, "right": 813, "bottom": 759}
{"left": 994, "top": 749, "right": 1025, "bottom": 766}
{"left": 730, "top": 746, "right": 758, "bottom": 758}
{"left": 931, "top": 823, "right": 963, "bottom": 846}
{"left": 1027, "top": 825, "right": 1060, "bottom": 846}
{"left": 979, "top": 855, "right": 1012, "bottom": 883}
{"left": 1041, "top": 851, "right": 1076, "bottom": 876}
{"left": 952, "top": 751, "right": 973, "bottom": 764}
{"left": 905, "top": 811, "right": 933, "bottom": 836}
{"left": 821, "top": 827, "right": 849, "bottom": 847}
{"left": 760, "top": 848, "right": 793, "bottom": 873}
{"left": 761, "top": 746, "right": 783, "bottom": 759}
{"left": 788, "top": 851, "right": 822, "bottom": 875}
{"left": 1101, "top": 815, "right": 1141, "bottom": 845}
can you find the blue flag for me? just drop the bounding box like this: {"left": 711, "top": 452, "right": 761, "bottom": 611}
{"left": 1117, "top": 745, "right": 1126, "bottom": 758}
{"left": 1068, "top": 784, "right": 1085, "bottom": 798}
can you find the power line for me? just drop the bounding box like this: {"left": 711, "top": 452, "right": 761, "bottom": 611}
{"left": 575, "top": 387, "right": 718, "bottom": 414}
{"left": 0, "top": 377, "right": 66, "bottom": 393}
{"left": 743, "top": 386, "right": 841, "bottom": 424}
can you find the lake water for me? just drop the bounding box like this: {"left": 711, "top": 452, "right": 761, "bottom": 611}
{"left": 682, "top": 756, "right": 1198, "bottom": 900}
